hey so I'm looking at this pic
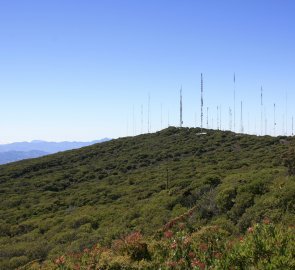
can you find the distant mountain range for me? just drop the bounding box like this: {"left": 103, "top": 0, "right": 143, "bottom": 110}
{"left": 0, "top": 138, "right": 111, "bottom": 165}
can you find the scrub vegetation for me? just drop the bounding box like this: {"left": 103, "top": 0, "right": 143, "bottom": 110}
{"left": 0, "top": 127, "right": 294, "bottom": 269}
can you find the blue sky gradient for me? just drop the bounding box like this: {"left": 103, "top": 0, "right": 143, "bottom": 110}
{"left": 1, "top": 0, "right": 295, "bottom": 142}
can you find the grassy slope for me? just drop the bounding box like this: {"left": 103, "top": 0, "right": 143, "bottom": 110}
{"left": 0, "top": 127, "right": 294, "bottom": 269}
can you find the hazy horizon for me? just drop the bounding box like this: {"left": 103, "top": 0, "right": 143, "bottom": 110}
{"left": 1, "top": 0, "right": 295, "bottom": 143}
{"left": 0, "top": 138, "right": 111, "bottom": 145}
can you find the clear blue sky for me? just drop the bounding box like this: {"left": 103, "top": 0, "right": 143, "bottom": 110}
{"left": 1, "top": 0, "right": 295, "bottom": 143}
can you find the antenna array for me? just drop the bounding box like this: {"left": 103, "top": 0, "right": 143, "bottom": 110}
{"left": 127, "top": 74, "right": 292, "bottom": 138}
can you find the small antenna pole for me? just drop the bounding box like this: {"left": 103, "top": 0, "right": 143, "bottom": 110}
{"left": 220, "top": 105, "right": 222, "bottom": 130}
{"left": 127, "top": 116, "right": 129, "bottom": 136}
{"left": 273, "top": 103, "right": 276, "bottom": 136}
{"left": 241, "top": 101, "right": 244, "bottom": 133}
{"left": 233, "top": 73, "right": 236, "bottom": 132}
{"left": 229, "top": 107, "right": 232, "bottom": 131}
{"left": 206, "top": 107, "right": 209, "bottom": 129}
{"left": 264, "top": 107, "right": 267, "bottom": 135}
{"left": 140, "top": 104, "right": 143, "bottom": 134}
{"left": 285, "top": 92, "right": 288, "bottom": 135}
{"left": 292, "top": 116, "right": 294, "bottom": 136}
{"left": 282, "top": 115, "right": 285, "bottom": 135}
{"left": 248, "top": 112, "right": 250, "bottom": 134}
{"left": 148, "top": 93, "right": 150, "bottom": 133}
{"left": 161, "top": 103, "right": 163, "bottom": 130}
{"left": 180, "top": 86, "right": 183, "bottom": 127}
{"left": 132, "top": 105, "right": 135, "bottom": 136}
{"left": 141, "top": 104, "right": 143, "bottom": 134}
{"left": 260, "top": 86, "right": 263, "bottom": 136}
{"left": 201, "top": 73, "right": 204, "bottom": 130}
{"left": 217, "top": 106, "right": 219, "bottom": 130}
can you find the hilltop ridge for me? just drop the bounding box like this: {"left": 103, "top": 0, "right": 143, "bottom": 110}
{"left": 0, "top": 127, "right": 294, "bottom": 269}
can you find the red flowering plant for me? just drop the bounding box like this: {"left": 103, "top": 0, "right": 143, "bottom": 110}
{"left": 155, "top": 208, "right": 202, "bottom": 269}
{"left": 112, "top": 231, "right": 150, "bottom": 261}
{"left": 190, "top": 226, "right": 229, "bottom": 269}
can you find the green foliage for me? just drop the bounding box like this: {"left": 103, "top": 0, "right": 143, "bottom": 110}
{"left": 0, "top": 127, "right": 294, "bottom": 269}
{"left": 283, "top": 146, "right": 295, "bottom": 176}
{"left": 225, "top": 222, "right": 295, "bottom": 269}
{"left": 25, "top": 221, "right": 294, "bottom": 270}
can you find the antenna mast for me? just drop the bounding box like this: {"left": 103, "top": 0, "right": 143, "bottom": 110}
{"left": 180, "top": 86, "right": 183, "bottom": 127}
{"left": 206, "top": 107, "right": 209, "bottom": 129}
{"left": 161, "top": 103, "right": 163, "bottom": 130}
{"left": 229, "top": 107, "right": 232, "bottom": 131}
{"left": 260, "top": 86, "right": 263, "bottom": 136}
{"left": 220, "top": 105, "right": 222, "bottom": 130}
{"left": 148, "top": 93, "right": 150, "bottom": 133}
{"left": 201, "top": 73, "right": 204, "bottom": 129}
{"left": 285, "top": 92, "right": 288, "bottom": 135}
{"left": 233, "top": 73, "right": 236, "bottom": 132}
{"left": 264, "top": 107, "right": 267, "bottom": 135}
{"left": 273, "top": 103, "right": 276, "bottom": 136}
{"left": 292, "top": 116, "right": 294, "bottom": 136}
{"left": 141, "top": 104, "right": 143, "bottom": 134}
{"left": 217, "top": 106, "right": 219, "bottom": 130}
{"left": 127, "top": 116, "right": 129, "bottom": 136}
{"left": 248, "top": 112, "right": 250, "bottom": 134}
{"left": 241, "top": 101, "right": 244, "bottom": 133}
{"left": 132, "top": 105, "right": 135, "bottom": 136}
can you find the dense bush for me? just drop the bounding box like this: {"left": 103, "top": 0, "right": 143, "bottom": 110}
{"left": 25, "top": 220, "right": 294, "bottom": 269}
{"left": 0, "top": 127, "right": 294, "bottom": 269}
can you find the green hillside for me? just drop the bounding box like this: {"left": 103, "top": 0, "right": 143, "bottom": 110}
{"left": 0, "top": 127, "right": 294, "bottom": 269}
